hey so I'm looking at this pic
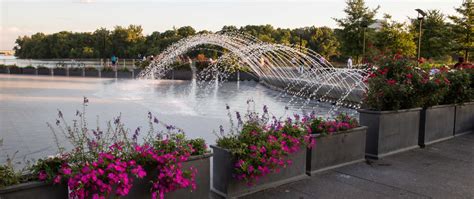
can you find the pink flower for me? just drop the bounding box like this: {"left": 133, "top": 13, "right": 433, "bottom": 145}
{"left": 38, "top": 171, "right": 47, "bottom": 181}
{"left": 53, "top": 175, "right": 61, "bottom": 184}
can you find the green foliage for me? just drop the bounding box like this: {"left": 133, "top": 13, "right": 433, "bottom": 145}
{"left": 409, "top": 10, "right": 455, "bottom": 60}
{"left": 449, "top": 0, "right": 474, "bottom": 61}
{"left": 364, "top": 54, "right": 424, "bottom": 110}
{"left": 442, "top": 70, "right": 473, "bottom": 104}
{"left": 418, "top": 69, "right": 450, "bottom": 108}
{"left": 0, "top": 165, "right": 21, "bottom": 188}
{"left": 375, "top": 14, "right": 416, "bottom": 57}
{"left": 334, "top": 0, "right": 379, "bottom": 62}
{"left": 30, "top": 156, "right": 66, "bottom": 183}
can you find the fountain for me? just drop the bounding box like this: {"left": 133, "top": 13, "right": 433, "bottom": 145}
{"left": 138, "top": 32, "right": 369, "bottom": 113}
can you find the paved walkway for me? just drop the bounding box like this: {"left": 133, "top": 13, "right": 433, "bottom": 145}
{"left": 244, "top": 133, "right": 474, "bottom": 199}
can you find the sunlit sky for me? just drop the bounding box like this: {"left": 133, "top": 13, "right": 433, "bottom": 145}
{"left": 0, "top": 0, "right": 461, "bottom": 50}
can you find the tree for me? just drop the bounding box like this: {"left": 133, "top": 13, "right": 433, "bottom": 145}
{"left": 375, "top": 14, "right": 416, "bottom": 57}
{"left": 308, "top": 27, "right": 341, "bottom": 59}
{"left": 409, "top": 10, "right": 454, "bottom": 60}
{"left": 449, "top": 0, "right": 473, "bottom": 61}
{"left": 334, "top": 0, "right": 379, "bottom": 62}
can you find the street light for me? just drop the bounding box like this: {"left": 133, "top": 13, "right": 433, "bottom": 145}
{"left": 415, "top": 9, "right": 427, "bottom": 61}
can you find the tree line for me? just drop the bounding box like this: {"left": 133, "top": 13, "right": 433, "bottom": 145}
{"left": 13, "top": 0, "right": 472, "bottom": 63}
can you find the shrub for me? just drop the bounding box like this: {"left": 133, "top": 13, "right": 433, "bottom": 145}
{"left": 306, "top": 113, "right": 359, "bottom": 136}
{"left": 24, "top": 65, "right": 35, "bottom": 69}
{"left": 84, "top": 66, "right": 97, "bottom": 71}
{"left": 102, "top": 67, "right": 114, "bottom": 72}
{"left": 418, "top": 68, "right": 451, "bottom": 108}
{"left": 216, "top": 104, "right": 314, "bottom": 184}
{"left": 442, "top": 70, "right": 473, "bottom": 104}
{"left": 363, "top": 54, "right": 424, "bottom": 111}
{"left": 37, "top": 65, "right": 49, "bottom": 70}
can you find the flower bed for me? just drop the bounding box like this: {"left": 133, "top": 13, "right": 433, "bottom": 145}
{"left": 0, "top": 98, "right": 211, "bottom": 199}
{"left": 304, "top": 114, "right": 366, "bottom": 174}
{"left": 212, "top": 105, "right": 313, "bottom": 197}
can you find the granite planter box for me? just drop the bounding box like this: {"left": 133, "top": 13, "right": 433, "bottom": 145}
{"left": 84, "top": 70, "right": 99, "bottom": 77}
{"left": 166, "top": 70, "right": 193, "bottom": 80}
{"left": 419, "top": 104, "right": 455, "bottom": 147}
{"left": 68, "top": 68, "right": 83, "bottom": 77}
{"left": 0, "top": 67, "right": 8, "bottom": 73}
{"left": 37, "top": 68, "right": 51, "bottom": 75}
{"left": 117, "top": 71, "right": 132, "bottom": 78}
{"left": 117, "top": 153, "right": 212, "bottom": 199}
{"left": 358, "top": 108, "right": 421, "bottom": 159}
{"left": 22, "top": 68, "right": 36, "bottom": 75}
{"left": 454, "top": 102, "right": 474, "bottom": 136}
{"left": 101, "top": 71, "right": 116, "bottom": 78}
{"left": 0, "top": 181, "right": 68, "bottom": 199}
{"left": 53, "top": 68, "right": 67, "bottom": 76}
{"left": 211, "top": 145, "right": 307, "bottom": 198}
{"left": 307, "top": 126, "right": 367, "bottom": 175}
{"left": 9, "top": 67, "right": 22, "bottom": 74}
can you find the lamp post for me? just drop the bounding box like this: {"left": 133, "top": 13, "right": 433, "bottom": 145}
{"left": 415, "top": 9, "right": 427, "bottom": 62}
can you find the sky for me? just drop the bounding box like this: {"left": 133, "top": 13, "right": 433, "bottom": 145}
{"left": 0, "top": 0, "right": 462, "bottom": 50}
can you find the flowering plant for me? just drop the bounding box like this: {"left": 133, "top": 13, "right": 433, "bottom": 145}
{"left": 442, "top": 69, "right": 473, "bottom": 104}
{"left": 418, "top": 67, "right": 451, "bottom": 108}
{"left": 363, "top": 54, "right": 424, "bottom": 111}
{"left": 216, "top": 103, "right": 314, "bottom": 184}
{"left": 306, "top": 113, "right": 359, "bottom": 136}
{"left": 36, "top": 97, "right": 207, "bottom": 199}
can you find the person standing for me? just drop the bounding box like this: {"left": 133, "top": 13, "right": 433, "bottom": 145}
{"left": 111, "top": 54, "right": 118, "bottom": 70}
{"left": 347, "top": 56, "right": 353, "bottom": 69}
{"left": 453, "top": 57, "right": 465, "bottom": 69}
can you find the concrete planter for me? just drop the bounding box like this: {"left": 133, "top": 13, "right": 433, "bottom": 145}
{"left": 419, "top": 104, "right": 455, "bottom": 147}
{"left": 166, "top": 70, "right": 193, "bottom": 80}
{"left": 53, "top": 68, "right": 67, "bottom": 76}
{"left": 0, "top": 67, "right": 8, "bottom": 73}
{"left": 101, "top": 71, "right": 116, "bottom": 78}
{"left": 211, "top": 145, "right": 307, "bottom": 198}
{"left": 9, "top": 67, "right": 22, "bottom": 74}
{"left": 307, "top": 126, "right": 367, "bottom": 175}
{"left": 68, "top": 69, "right": 83, "bottom": 77}
{"left": 0, "top": 181, "right": 68, "bottom": 199}
{"left": 22, "top": 68, "right": 36, "bottom": 75}
{"left": 84, "top": 70, "right": 99, "bottom": 77}
{"left": 117, "top": 71, "right": 132, "bottom": 78}
{"left": 454, "top": 102, "right": 474, "bottom": 136}
{"left": 117, "top": 153, "right": 212, "bottom": 199}
{"left": 37, "top": 68, "right": 51, "bottom": 75}
{"left": 358, "top": 108, "right": 421, "bottom": 159}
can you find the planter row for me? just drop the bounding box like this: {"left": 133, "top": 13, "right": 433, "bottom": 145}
{"left": 359, "top": 102, "right": 474, "bottom": 159}
{"left": 2, "top": 103, "right": 472, "bottom": 198}
{"left": 0, "top": 67, "right": 259, "bottom": 81}
{"left": 0, "top": 67, "right": 140, "bottom": 79}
